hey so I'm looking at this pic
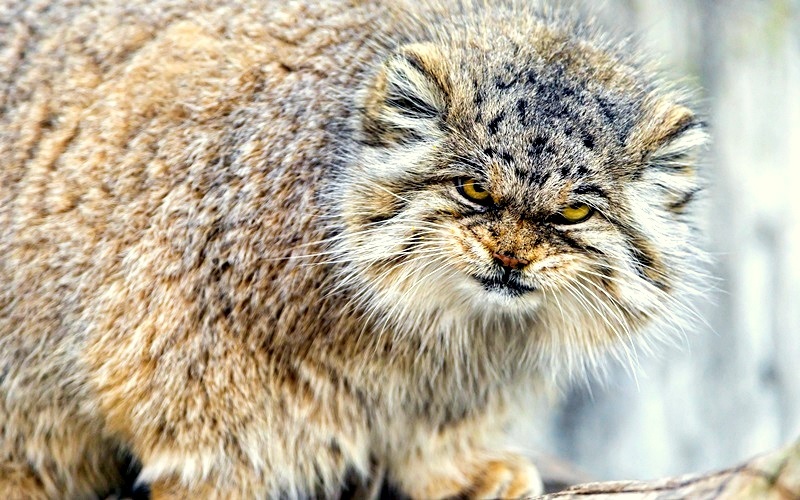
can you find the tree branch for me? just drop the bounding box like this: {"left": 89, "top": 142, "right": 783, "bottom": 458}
{"left": 540, "top": 439, "right": 800, "bottom": 498}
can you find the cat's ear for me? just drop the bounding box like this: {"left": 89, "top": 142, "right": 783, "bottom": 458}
{"left": 644, "top": 103, "right": 707, "bottom": 172}
{"left": 631, "top": 102, "right": 708, "bottom": 215}
{"left": 360, "top": 43, "right": 450, "bottom": 145}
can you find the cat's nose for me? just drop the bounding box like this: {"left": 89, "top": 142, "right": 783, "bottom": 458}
{"left": 492, "top": 251, "right": 530, "bottom": 270}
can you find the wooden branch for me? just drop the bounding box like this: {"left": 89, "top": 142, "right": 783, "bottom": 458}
{"left": 540, "top": 439, "right": 800, "bottom": 499}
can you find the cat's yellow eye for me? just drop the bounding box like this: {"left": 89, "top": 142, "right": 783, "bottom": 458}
{"left": 554, "top": 203, "right": 594, "bottom": 224}
{"left": 456, "top": 178, "right": 493, "bottom": 206}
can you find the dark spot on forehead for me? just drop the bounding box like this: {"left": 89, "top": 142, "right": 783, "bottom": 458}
{"left": 495, "top": 62, "right": 519, "bottom": 90}
{"left": 458, "top": 157, "right": 484, "bottom": 172}
{"left": 495, "top": 77, "right": 515, "bottom": 90}
{"left": 516, "top": 98, "right": 528, "bottom": 121}
{"left": 536, "top": 95, "right": 570, "bottom": 122}
{"left": 487, "top": 111, "right": 505, "bottom": 135}
{"left": 560, "top": 165, "right": 572, "bottom": 178}
{"left": 582, "top": 132, "right": 595, "bottom": 150}
{"left": 499, "top": 151, "right": 514, "bottom": 164}
{"left": 474, "top": 88, "right": 485, "bottom": 106}
{"left": 560, "top": 84, "right": 577, "bottom": 98}
{"left": 519, "top": 167, "right": 550, "bottom": 187}
{"left": 596, "top": 95, "right": 636, "bottom": 140}
{"left": 528, "top": 137, "right": 549, "bottom": 157}
{"left": 596, "top": 96, "right": 618, "bottom": 122}
{"left": 517, "top": 98, "right": 536, "bottom": 128}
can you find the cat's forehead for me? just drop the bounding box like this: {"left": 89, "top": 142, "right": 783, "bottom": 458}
{"left": 448, "top": 50, "right": 644, "bottom": 193}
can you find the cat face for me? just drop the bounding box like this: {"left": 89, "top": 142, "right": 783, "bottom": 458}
{"left": 334, "top": 25, "right": 706, "bottom": 367}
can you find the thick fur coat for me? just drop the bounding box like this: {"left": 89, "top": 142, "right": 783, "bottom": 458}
{"left": 0, "top": 0, "right": 705, "bottom": 498}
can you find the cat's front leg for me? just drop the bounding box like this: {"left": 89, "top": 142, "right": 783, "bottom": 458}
{"left": 387, "top": 415, "right": 543, "bottom": 499}
{"left": 136, "top": 424, "right": 366, "bottom": 500}
{"left": 398, "top": 452, "right": 542, "bottom": 499}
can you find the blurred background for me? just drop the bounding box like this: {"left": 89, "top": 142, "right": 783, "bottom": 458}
{"left": 517, "top": 0, "right": 800, "bottom": 482}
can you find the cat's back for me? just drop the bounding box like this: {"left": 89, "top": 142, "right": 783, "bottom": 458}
{"left": 0, "top": 4, "right": 398, "bottom": 456}
{"left": 0, "top": 0, "right": 374, "bottom": 241}
{"left": 0, "top": 0, "right": 381, "bottom": 343}
{"left": 0, "top": 2, "right": 384, "bottom": 492}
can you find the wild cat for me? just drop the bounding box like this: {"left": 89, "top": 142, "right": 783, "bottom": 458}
{"left": 0, "top": 0, "right": 706, "bottom": 498}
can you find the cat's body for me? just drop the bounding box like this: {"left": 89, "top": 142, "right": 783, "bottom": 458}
{"left": 0, "top": 0, "right": 705, "bottom": 498}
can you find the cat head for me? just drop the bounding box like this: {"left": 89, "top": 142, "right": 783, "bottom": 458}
{"left": 332, "top": 11, "right": 707, "bottom": 374}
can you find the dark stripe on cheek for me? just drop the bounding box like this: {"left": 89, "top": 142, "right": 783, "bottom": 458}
{"left": 364, "top": 212, "right": 398, "bottom": 225}
{"left": 585, "top": 245, "right": 606, "bottom": 257}
{"left": 587, "top": 257, "right": 618, "bottom": 294}
{"left": 362, "top": 194, "right": 408, "bottom": 225}
{"left": 358, "top": 119, "right": 424, "bottom": 147}
{"left": 631, "top": 247, "right": 656, "bottom": 284}
{"left": 557, "top": 231, "right": 588, "bottom": 253}
{"left": 597, "top": 264, "right": 616, "bottom": 291}
{"left": 629, "top": 239, "right": 669, "bottom": 291}
{"left": 668, "top": 187, "right": 702, "bottom": 213}
{"left": 602, "top": 219, "right": 671, "bottom": 291}
{"left": 463, "top": 218, "right": 486, "bottom": 232}
{"left": 396, "top": 213, "right": 448, "bottom": 262}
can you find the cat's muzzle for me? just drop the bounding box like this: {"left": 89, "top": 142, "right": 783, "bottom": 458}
{"left": 473, "top": 269, "right": 537, "bottom": 297}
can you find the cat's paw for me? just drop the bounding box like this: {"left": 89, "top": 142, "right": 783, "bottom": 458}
{"left": 401, "top": 452, "right": 543, "bottom": 499}
{"left": 463, "top": 453, "right": 543, "bottom": 499}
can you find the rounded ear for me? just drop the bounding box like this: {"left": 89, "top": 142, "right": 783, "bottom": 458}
{"left": 629, "top": 102, "right": 708, "bottom": 215}
{"left": 360, "top": 43, "right": 450, "bottom": 145}
{"left": 644, "top": 103, "right": 708, "bottom": 170}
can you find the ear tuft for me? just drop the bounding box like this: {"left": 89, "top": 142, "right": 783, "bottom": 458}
{"left": 361, "top": 43, "right": 450, "bottom": 145}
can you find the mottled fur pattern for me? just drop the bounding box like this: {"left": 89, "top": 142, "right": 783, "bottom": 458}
{"left": 0, "top": 0, "right": 705, "bottom": 498}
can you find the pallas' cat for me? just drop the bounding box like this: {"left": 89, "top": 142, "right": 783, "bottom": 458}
{"left": 0, "top": 0, "right": 705, "bottom": 497}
